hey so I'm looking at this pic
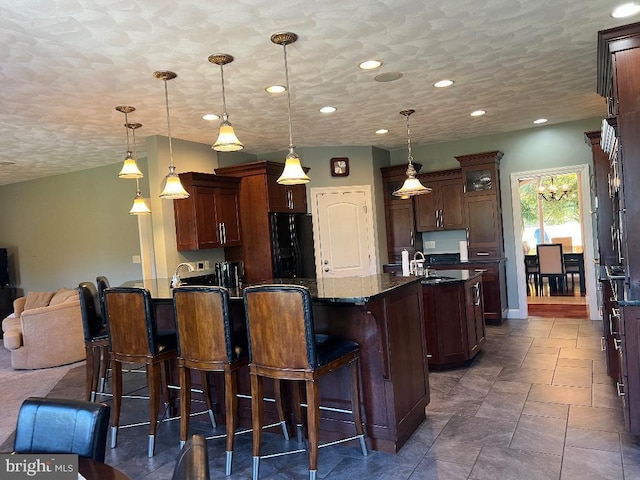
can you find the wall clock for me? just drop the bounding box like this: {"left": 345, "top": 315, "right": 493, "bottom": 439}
{"left": 330, "top": 157, "right": 349, "bottom": 177}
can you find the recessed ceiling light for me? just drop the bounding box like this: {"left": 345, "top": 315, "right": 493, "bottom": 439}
{"left": 374, "top": 72, "right": 403, "bottom": 82}
{"left": 359, "top": 60, "right": 382, "bottom": 70}
{"left": 433, "top": 79, "right": 455, "bottom": 88}
{"left": 202, "top": 113, "right": 220, "bottom": 121}
{"left": 612, "top": 2, "right": 640, "bottom": 18}
{"left": 319, "top": 106, "right": 337, "bottom": 113}
{"left": 265, "top": 85, "right": 286, "bottom": 94}
{"left": 470, "top": 110, "right": 486, "bottom": 117}
{"left": 533, "top": 118, "right": 548, "bottom": 124}
{"left": 375, "top": 129, "right": 389, "bottom": 135}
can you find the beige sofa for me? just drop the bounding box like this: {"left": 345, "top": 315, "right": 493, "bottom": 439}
{"left": 1, "top": 288, "right": 85, "bottom": 369}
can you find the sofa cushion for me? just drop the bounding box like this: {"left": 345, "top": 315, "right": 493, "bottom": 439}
{"left": 24, "top": 292, "right": 55, "bottom": 311}
{"left": 4, "top": 330, "right": 21, "bottom": 350}
{"left": 49, "top": 288, "right": 78, "bottom": 306}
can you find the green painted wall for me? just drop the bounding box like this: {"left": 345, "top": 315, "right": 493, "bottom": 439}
{"left": 0, "top": 160, "right": 148, "bottom": 294}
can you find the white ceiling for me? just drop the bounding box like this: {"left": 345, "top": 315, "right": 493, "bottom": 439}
{"left": 0, "top": 0, "right": 627, "bottom": 186}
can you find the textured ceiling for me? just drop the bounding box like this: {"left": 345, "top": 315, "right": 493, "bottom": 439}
{"left": 0, "top": 0, "right": 626, "bottom": 186}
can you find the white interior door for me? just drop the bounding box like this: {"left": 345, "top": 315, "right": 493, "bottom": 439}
{"left": 311, "top": 186, "right": 378, "bottom": 278}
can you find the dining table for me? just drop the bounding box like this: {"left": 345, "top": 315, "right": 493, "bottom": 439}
{"left": 79, "top": 457, "right": 131, "bottom": 480}
{"left": 524, "top": 249, "right": 585, "bottom": 296}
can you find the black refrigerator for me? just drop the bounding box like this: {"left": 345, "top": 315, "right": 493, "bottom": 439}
{"left": 270, "top": 213, "right": 316, "bottom": 278}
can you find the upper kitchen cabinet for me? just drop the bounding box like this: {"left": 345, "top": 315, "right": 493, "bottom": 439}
{"left": 215, "top": 160, "right": 309, "bottom": 282}
{"left": 174, "top": 172, "right": 242, "bottom": 251}
{"left": 414, "top": 169, "right": 464, "bottom": 232}
{"left": 381, "top": 164, "right": 423, "bottom": 263}
{"left": 216, "top": 160, "right": 307, "bottom": 213}
{"left": 457, "top": 151, "right": 505, "bottom": 260}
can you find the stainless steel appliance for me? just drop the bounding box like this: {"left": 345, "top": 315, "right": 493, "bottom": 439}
{"left": 215, "top": 260, "right": 245, "bottom": 288}
{"left": 270, "top": 213, "right": 316, "bottom": 278}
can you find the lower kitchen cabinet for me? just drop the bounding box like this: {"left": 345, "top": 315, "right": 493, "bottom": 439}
{"left": 430, "top": 260, "right": 507, "bottom": 325}
{"left": 422, "top": 274, "right": 485, "bottom": 368}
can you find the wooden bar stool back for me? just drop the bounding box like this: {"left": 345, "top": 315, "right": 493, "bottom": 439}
{"left": 173, "top": 286, "right": 248, "bottom": 475}
{"left": 243, "top": 284, "right": 367, "bottom": 480}
{"left": 103, "top": 287, "right": 177, "bottom": 457}
{"left": 78, "top": 281, "right": 110, "bottom": 402}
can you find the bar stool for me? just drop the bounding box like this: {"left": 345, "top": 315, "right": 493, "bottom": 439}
{"left": 95, "top": 275, "right": 110, "bottom": 321}
{"left": 243, "top": 284, "right": 367, "bottom": 480}
{"left": 103, "top": 286, "right": 178, "bottom": 457}
{"left": 173, "top": 286, "right": 248, "bottom": 475}
{"left": 77, "top": 281, "right": 110, "bottom": 402}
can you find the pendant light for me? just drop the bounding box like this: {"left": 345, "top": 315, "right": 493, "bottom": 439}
{"left": 126, "top": 122, "right": 151, "bottom": 215}
{"left": 115, "top": 105, "right": 143, "bottom": 179}
{"left": 153, "top": 71, "right": 190, "bottom": 200}
{"left": 392, "top": 109, "right": 431, "bottom": 198}
{"left": 271, "top": 32, "right": 310, "bottom": 185}
{"left": 208, "top": 53, "right": 244, "bottom": 152}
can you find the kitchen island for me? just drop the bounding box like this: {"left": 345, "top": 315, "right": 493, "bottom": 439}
{"left": 121, "top": 273, "right": 429, "bottom": 453}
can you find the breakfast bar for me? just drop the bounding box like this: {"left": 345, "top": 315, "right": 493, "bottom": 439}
{"left": 121, "top": 273, "right": 430, "bottom": 453}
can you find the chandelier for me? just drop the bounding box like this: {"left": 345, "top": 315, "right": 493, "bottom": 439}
{"left": 392, "top": 109, "right": 431, "bottom": 198}
{"left": 538, "top": 177, "right": 568, "bottom": 201}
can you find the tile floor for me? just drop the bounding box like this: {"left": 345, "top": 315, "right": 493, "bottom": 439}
{"left": 53, "top": 317, "right": 640, "bottom": 479}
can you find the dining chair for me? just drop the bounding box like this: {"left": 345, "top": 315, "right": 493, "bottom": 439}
{"left": 13, "top": 397, "right": 110, "bottom": 462}
{"left": 78, "top": 281, "right": 110, "bottom": 402}
{"left": 537, "top": 243, "right": 566, "bottom": 295}
{"left": 243, "top": 284, "right": 367, "bottom": 480}
{"left": 171, "top": 434, "right": 209, "bottom": 480}
{"left": 524, "top": 255, "right": 540, "bottom": 296}
{"left": 103, "top": 286, "right": 178, "bottom": 457}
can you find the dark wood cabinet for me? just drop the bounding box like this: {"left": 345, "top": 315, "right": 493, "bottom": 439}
{"left": 380, "top": 164, "right": 422, "bottom": 263}
{"left": 422, "top": 275, "right": 485, "bottom": 368}
{"left": 596, "top": 22, "right": 640, "bottom": 435}
{"left": 456, "top": 151, "right": 504, "bottom": 260}
{"left": 430, "top": 260, "right": 507, "bottom": 325}
{"left": 214, "top": 161, "right": 309, "bottom": 283}
{"left": 414, "top": 169, "right": 464, "bottom": 232}
{"left": 174, "top": 172, "right": 242, "bottom": 251}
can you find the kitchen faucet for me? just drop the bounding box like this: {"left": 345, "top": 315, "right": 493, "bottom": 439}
{"left": 412, "top": 251, "right": 426, "bottom": 276}
{"left": 171, "top": 262, "right": 195, "bottom": 288}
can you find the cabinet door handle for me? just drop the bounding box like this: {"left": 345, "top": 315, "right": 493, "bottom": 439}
{"left": 435, "top": 210, "right": 439, "bottom": 227}
{"left": 223, "top": 223, "right": 227, "bottom": 244}
{"left": 617, "top": 381, "right": 625, "bottom": 397}
{"left": 474, "top": 269, "right": 487, "bottom": 273}
{"left": 609, "top": 313, "right": 618, "bottom": 336}
{"left": 218, "top": 223, "right": 223, "bottom": 244}
{"left": 473, "top": 282, "right": 481, "bottom": 306}
{"left": 410, "top": 230, "right": 414, "bottom": 246}
{"left": 614, "top": 338, "right": 622, "bottom": 351}
{"left": 601, "top": 336, "right": 606, "bottom": 352}
{"left": 476, "top": 252, "right": 490, "bottom": 256}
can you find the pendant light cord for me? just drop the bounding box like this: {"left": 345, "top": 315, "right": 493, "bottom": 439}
{"left": 220, "top": 64, "right": 228, "bottom": 116}
{"left": 284, "top": 42, "right": 294, "bottom": 148}
{"left": 124, "top": 112, "right": 131, "bottom": 151}
{"left": 163, "top": 79, "right": 175, "bottom": 167}
{"left": 131, "top": 126, "right": 141, "bottom": 194}
{"left": 405, "top": 112, "right": 413, "bottom": 165}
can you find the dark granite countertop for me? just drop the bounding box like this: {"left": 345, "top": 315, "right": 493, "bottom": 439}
{"left": 120, "top": 273, "right": 423, "bottom": 305}
{"left": 420, "top": 269, "right": 483, "bottom": 285}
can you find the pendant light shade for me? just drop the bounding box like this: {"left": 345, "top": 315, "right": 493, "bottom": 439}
{"left": 154, "top": 70, "right": 190, "bottom": 200}
{"left": 208, "top": 53, "right": 244, "bottom": 152}
{"left": 271, "top": 32, "right": 310, "bottom": 185}
{"left": 116, "top": 105, "right": 143, "bottom": 179}
{"left": 126, "top": 122, "right": 151, "bottom": 215}
{"left": 392, "top": 109, "right": 431, "bottom": 198}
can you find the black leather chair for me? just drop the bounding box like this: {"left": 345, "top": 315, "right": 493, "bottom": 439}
{"left": 171, "top": 434, "right": 210, "bottom": 480}
{"left": 243, "top": 284, "right": 367, "bottom": 480}
{"left": 78, "top": 282, "right": 110, "bottom": 402}
{"left": 13, "top": 397, "right": 110, "bottom": 462}
{"left": 104, "top": 286, "right": 178, "bottom": 457}
{"left": 95, "top": 275, "right": 110, "bottom": 322}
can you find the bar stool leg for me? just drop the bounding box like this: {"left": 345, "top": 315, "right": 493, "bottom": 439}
{"left": 97, "top": 345, "right": 109, "bottom": 394}
{"left": 179, "top": 365, "right": 191, "bottom": 448}
{"left": 349, "top": 358, "right": 368, "bottom": 456}
{"left": 85, "top": 345, "right": 96, "bottom": 402}
{"left": 305, "top": 379, "right": 320, "bottom": 480}
{"left": 291, "top": 381, "right": 305, "bottom": 443}
{"left": 110, "top": 359, "right": 122, "bottom": 448}
{"left": 224, "top": 369, "right": 238, "bottom": 476}
{"left": 201, "top": 371, "right": 217, "bottom": 429}
{"left": 147, "top": 362, "right": 161, "bottom": 457}
{"left": 251, "top": 373, "right": 264, "bottom": 480}
{"left": 274, "top": 379, "right": 290, "bottom": 441}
